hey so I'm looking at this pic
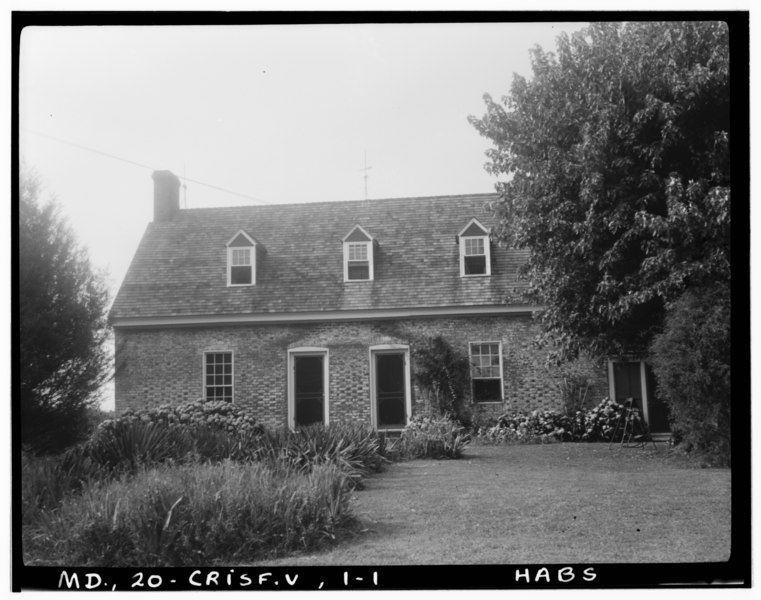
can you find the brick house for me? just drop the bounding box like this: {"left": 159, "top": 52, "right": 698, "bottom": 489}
{"left": 110, "top": 171, "right": 614, "bottom": 431}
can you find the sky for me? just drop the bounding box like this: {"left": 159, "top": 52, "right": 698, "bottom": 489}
{"left": 19, "top": 21, "right": 586, "bottom": 304}
{"left": 16, "top": 20, "right": 593, "bottom": 409}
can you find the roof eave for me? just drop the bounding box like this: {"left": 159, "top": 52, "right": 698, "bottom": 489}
{"left": 112, "top": 304, "right": 543, "bottom": 329}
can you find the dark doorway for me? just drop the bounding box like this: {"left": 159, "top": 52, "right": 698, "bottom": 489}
{"left": 644, "top": 364, "right": 670, "bottom": 433}
{"left": 294, "top": 355, "right": 324, "bottom": 426}
{"left": 613, "top": 362, "right": 644, "bottom": 414}
{"left": 376, "top": 353, "right": 406, "bottom": 429}
{"left": 612, "top": 361, "right": 670, "bottom": 434}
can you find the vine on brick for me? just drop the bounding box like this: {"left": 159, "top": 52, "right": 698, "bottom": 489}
{"left": 410, "top": 335, "right": 471, "bottom": 425}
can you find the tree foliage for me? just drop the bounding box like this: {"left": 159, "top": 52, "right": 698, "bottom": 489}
{"left": 649, "top": 284, "right": 730, "bottom": 464}
{"left": 469, "top": 22, "right": 730, "bottom": 360}
{"left": 19, "top": 170, "right": 111, "bottom": 453}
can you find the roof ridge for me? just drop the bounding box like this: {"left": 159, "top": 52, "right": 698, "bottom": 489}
{"left": 178, "top": 192, "right": 499, "bottom": 213}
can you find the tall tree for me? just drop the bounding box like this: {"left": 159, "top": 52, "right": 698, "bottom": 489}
{"left": 469, "top": 21, "right": 730, "bottom": 361}
{"left": 19, "top": 169, "right": 111, "bottom": 453}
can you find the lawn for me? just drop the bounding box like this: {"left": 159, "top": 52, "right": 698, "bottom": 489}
{"left": 251, "top": 443, "right": 731, "bottom": 565}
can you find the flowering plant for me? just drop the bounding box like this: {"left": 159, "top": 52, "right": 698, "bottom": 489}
{"left": 400, "top": 413, "right": 470, "bottom": 458}
{"left": 108, "top": 399, "right": 264, "bottom": 436}
{"left": 474, "top": 398, "right": 639, "bottom": 444}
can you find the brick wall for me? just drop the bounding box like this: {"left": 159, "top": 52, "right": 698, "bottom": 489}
{"left": 114, "top": 315, "right": 607, "bottom": 430}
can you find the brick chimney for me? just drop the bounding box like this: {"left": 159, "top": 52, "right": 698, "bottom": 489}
{"left": 152, "top": 170, "right": 181, "bottom": 222}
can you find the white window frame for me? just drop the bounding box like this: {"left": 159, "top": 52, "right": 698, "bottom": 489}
{"left": 469, "top": 341, "right": 504, "bottom": 404}
{"left": 342, "top": 226, "right": 374, "bottom": 282}
{"left": 458, "top": 219, "right": 491, "bottom": 277}
{"left": 226, "top": 230, "right": 257, "bottom": 287}
{"left": 287, "top": 347, "right": 330, "bottom": 430}
{"left": 203, "top": 350, "right": 234, "bottom": 403}
{"left": 368, "top": 344, "right": 411, "bottom": 432}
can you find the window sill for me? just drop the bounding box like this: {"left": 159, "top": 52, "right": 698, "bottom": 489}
{"left": 472, "top": 401, "right": 503, "bottom": 405}
{"left": 461, "top": 273, "right": 491, "bottom": 278}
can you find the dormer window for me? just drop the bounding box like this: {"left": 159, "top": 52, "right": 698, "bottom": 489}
{"left": 342, "top": 225, "right": 374, "bottom": 282}
{"left": 226, "top": 230, "right": 257, "bottom": 286}
{"left": 458, "top": 219, "right": 491, "bottom": 277}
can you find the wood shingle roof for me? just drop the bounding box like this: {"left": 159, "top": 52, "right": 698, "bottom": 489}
{"left": 109, "top": 193, "right": 531, "bottom": 321}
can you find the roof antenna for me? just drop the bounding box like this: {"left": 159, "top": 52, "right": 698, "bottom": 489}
{"left": 182, "top": 162, "right": 188, "bottom": 209}
{"left": 360, "top": 151, "right": 372, "bottom": 200}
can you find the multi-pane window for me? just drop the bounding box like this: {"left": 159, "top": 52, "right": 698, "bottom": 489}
{"left": 458, "top": 219, "right": 491, "bottom": 277}
{"left": 462, "top": 237, "right": 487, "bottom": 275}
{"left": 346, "top": 242, "right": 371, "bottom": 280}
{"left": 470, "top": 342, "right": 503, "bottom": 403}
{"left": 348, "top": 243, "right": 368, "bottom": 261}
{"left": 342, "top": 225, "right": 374, "bottom": 282}
{"left": 226, "top": 230, "right": 256, "bottom": 286}
{"left": 205, "top": 352, "right": 233, "bottom": 402}
{"left": 230, "top": 247, "right": 252, "bottom": 284}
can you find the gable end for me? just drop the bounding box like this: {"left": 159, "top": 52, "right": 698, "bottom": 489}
{"left": 458, "top": 219, "right": 490, "bottom": 238}
{"left": 342, "top": 225, "right": 373, "bottom": 243}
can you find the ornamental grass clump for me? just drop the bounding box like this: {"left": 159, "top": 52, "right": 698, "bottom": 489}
{"left": 23, "top": 460, "right": 353, "bottom": 567}
{"left": 399, "top": 414, "right": 470, "bottom": 459}
{"left": 81, "top": 418, "right": 191, "bottom": 472}
{"left": 247, "top": 422, "right": 388, "bottom": 487}
{"left": 21, "top": 451, "right": 105, "bottom": 528}
{"left": 65, "top": 403, "right": 391, "bottom": 487}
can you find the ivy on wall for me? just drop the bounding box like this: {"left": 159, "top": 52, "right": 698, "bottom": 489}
{"left": 410, "top": 335, "right": 471, "bottom": 425}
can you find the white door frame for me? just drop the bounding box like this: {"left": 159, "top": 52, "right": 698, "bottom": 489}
{"left": 287, "top": 347, "right": 329, "bottom": 429}
{"left": 368, "top": 344, "right": 411, "bottom": 431}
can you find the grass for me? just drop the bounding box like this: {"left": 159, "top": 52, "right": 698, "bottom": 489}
{"left": 21, "top": 420, "right": 396, "bottom": 566}
{"left": 23, "top": 460, "right": 354, "bottom": 566}
{"left": 250, "top": 443, "right": 732, "bottom": 565}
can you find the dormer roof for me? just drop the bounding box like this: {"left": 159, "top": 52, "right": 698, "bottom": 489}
{"left": 342, "top": 225, "right": 373, "bottom": 243}
{"left": 226, "top": 230, "right": 258, "bottom": 247}
{"left": 458, "top": 218, "right": 490, "bottom": 238}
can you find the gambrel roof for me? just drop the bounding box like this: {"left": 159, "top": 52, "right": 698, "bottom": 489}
{"left": 109, "top": 193, "right": 531, "bottom": 323}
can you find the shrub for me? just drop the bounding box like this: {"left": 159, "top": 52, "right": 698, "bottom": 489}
{"left": 399, "top": 414, "right": 470, "bottom": 459}
{"left": 73, "top": 400, "right": 267, "bottom": 473}
{"left": 79, "top": 414, "right": 390, "bottom": 483}
{"left": 649, "top": 284, "right": 731, "bottom": 465}
{"left": 120, "top": 399, "right": 264, "bottom": 436}
{"left": 477, "top": 410, "right": 575, "bottom": 444}
{"left": 23, "top": 460, "right": 353, "bottom": 566}
{"left": 581, "top": 398, "right": 640, "bottom": 442}
{"left": 474, "top": 398, "right": 640, "bottom": 445}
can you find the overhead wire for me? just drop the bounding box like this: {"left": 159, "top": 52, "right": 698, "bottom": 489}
{"left": 20, "top": 127, "right": 273, "bottom": 205}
